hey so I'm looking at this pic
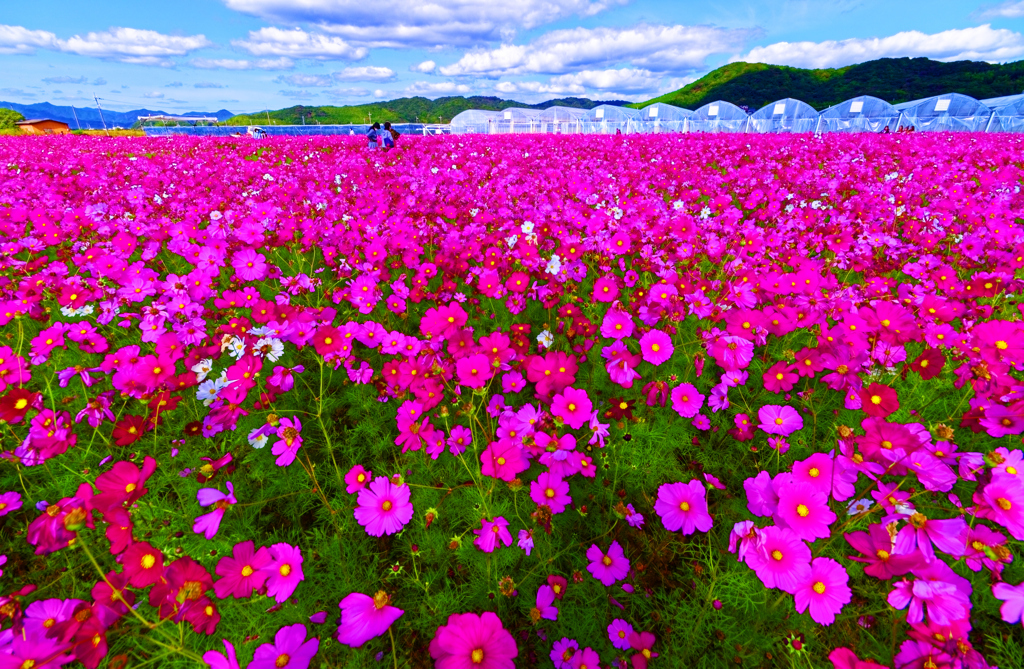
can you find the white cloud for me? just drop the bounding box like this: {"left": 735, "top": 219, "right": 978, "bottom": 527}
{"left": 404, "top": 81, "right": 473, "bottom": 97}
{"left": 60, "top": 27, "right": 211, "bottom": 66}
{"left": 411, "top": 60, "right": 436, "bottom": 73}
{"left": 278, "top": 89, "right": 318, "bottom": 99}
{"left": 495, "top": 68, "right": 660, "bottom": 97}
{"left": 327, "top": 87, "right": 371, "bottom": 97}
{"left": 975, "top": 0, "right": 1024, "bottom": 18}
{"left": 277, "top": 73, "right": 334, "bottom": 87}
{"left": 191, "top": 57, "right": 294, "bottom": 69}
{"left": 92, "top": 77, "right": 107, "bottom": 86}
{"left": 233, "top": 27, "right": 367, "bottom": 60}
{"left": 735, "top": 24, "right": 1024, "bottom": 69}
{"left": 0, "top": 25, "right": 59, "bottom": 54}
{"left": 332, "top": 66, "right": 395, "bottom": 81}
{"left": 195, "top": 82, "right": 228, "bottom": 88}
{"left": 373, "top": 89, "right": 390, "bottom": 98}
{"left": 143, "top": 91, "right": 165, "bottom": 99}
{"left": 221, "top": 0, "right": 628, "bottom": 47}
{"left": 440, "top": 23, "right": 755, "bottom": 77}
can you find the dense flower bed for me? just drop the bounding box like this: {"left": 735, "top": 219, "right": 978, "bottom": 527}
{"left": 0, "top": 132, "right": 1023, "bottom": 669}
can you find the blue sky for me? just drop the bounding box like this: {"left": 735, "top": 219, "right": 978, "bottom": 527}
{"left": 1, "top": 0, "right": 1023, "bottom": 113}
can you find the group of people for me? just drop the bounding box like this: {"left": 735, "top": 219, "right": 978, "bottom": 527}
{"left": 367, "top": 122, "right": 400, "bottom": 150}
{"left": 881, "top": 125, "right": 916, "bottom": 134}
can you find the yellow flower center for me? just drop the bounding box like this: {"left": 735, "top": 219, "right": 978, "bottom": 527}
{"left": 771, "top": 550, "right": 783, "bottom": 561}
{"left": 382, "top": 501, "right": 393, "bottom": 511}
{"left": 680, "top": 502, "right": 690, "bottom": 511}
{"left": 279, "top": 564, "right": 291, "bottom": 576}
{"left": 808, "top": 468, "right": 819, "bottom": 478}
{"left": 14, "top": 398, "right": 27, "bottom": 410}
{"left": 651, "top": 344, "right": 660, "bottom": 352}
{"left": 812, "top": 582, "right": 826, "bottom": 594}
{"left": 870, "top": 395, "right": 882, "bottom": 405}
{"left": 796, "top": 504, "right": 809, "bottom": 517}
{"left": 997, "top": 498, "right": 1012, "bottom": 511}
{"left": 241, "top": 565, "right": 253, "bottom": 577}
{"left": 471, "top": 648, "right": 484, "bottom": 663}
{"left": 141, "top": 554, "right": 156, "bottom": 569}
{"left": 275, "top": 654, "right": 290, "bottom": 668}
{"left": 602, "top": 555, "right": 612, "bottom": 566}
{"left": 125, "top": 483, "right": 136, "bottom": 493}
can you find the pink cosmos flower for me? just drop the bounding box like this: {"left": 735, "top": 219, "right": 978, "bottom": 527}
{"left": 748, "top": 526, "right": 811, "bottom": 593}
{"left": 600, "top": 307, "right": 635, "bottom": 340}
{"left": 608, "top": 618, "right": 634, "bottom": 651}
{"left": 448, "top": 425, "right": 472, "bottom": 455}
{"left": 271, "top": 417, "right": 303, "bottom": 467}
{"left": 480, "top": 440, "right": 529, "bottom": 481}
{"left": 231, "top": 248, "right": 267, "bottom": 282}
{"left": 601, "top": 340, "right": 642, "bottom": 388}
{"left": 261, "top": 543, "right": 305, "bottom": 604}
{"left": 473, "top": 517, "right": 513, "bottom": 553}
{"left": 793, "top": 557, "right": 851, "bottom": 625}
{"left": 654, "top": 480, "right": 713, "bottom": 535}
{"left": 517, "top": 529, "right": 534, "bottom": 556}
{"left": 354, "top": 476, "right": 414, "bottom": 537}
{"left": 193, "top": 482, "right": 237, "bottom": 540}
{"left": 530, "top": 472, "right": 571, "bottom": 514}
{"left": 344, "top": 465, "right": 372, "bottom": 494}
{"left": 214, "top": 540, "right": 272, "bottom": 599}
{"left": 336, "top": 591, "right": 404, "bottom": 648}
{"left": 859, "top": 383, "right": 899, "bottom": 418}
{"left": 670, "top": 383, "right": 705, "bottom": 418}
{"left": 593, "top": 276, "right": 619, "bottom": 303}
{"left": 993, "top": 581, "right": 1024, "bottom": 624}
{"left": 429, "top": 611, "right": 518, "bottom": 669}
{"left": 757, "top": 404, "right": 804, "bottom": 436}
{"left": 586, "top": 540, "right": 630, "bottom": 586}
{"left": 628, "top": 631, "right": 659, "bottom": 669}
{"left": 763, "top": 361, "right": 799, "bottom": 393}
{"left": 775, "top": 482, "right": 836, "bottom": 542}
{"left": 550, "top": 386, "right": 593, "bottom": 430}
{"left": 0, "top": 490, "right": 24, "bottom": 517}
{"left": 203, "top": 639, "right": 240, "bottom": 669}
{"left": 250, "top": 623, "right": 319, "bottom": 669}
{"left": 533, "top": 585, "right": 558, "bottom": 621}
{"left": 887, "top": 562, "right": 971, "bottom": 626}
{"left": 639, "top": 329, "right": 673, "bottom": 366}
{"left": 456, "top": 353, "right": 493, "bottom": 389}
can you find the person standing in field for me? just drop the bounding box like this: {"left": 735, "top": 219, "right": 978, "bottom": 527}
{"left": 367, "top": 122, "right": 381, "bottom": 149}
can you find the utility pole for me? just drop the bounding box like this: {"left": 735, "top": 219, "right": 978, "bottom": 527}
{"left": 93, "top": 96, "right": 109, "bottom": 136}
{"left": 70, "top": 105, "right": 81, "bottom": 130}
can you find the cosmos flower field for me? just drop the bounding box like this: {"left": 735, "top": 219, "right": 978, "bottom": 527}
{"left": 0, "top": 131, "right": 1023, "bottom": 669}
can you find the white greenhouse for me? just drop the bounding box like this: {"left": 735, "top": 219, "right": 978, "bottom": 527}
{"left": 582, "top": 105, "right": 642, "bottom": 134}
{"left": 748, "top": 98, "right": 820, "bottom": 133}
{"left": 449, "top": 109, "right": 502, "bottom": 134}
{"left": 491, "top": 108, "right": 543, "bottom": 134}
{"left": 983, "top": 94, "right": 1024, "bottom": 132}
{"left": 638, "top": 103, "right": 692, "bottom": 133}
{"left": 687, "top": 101, "right": 749, "bottom": 133}
{"left": 818, "top": 96, "right": 900, "bottom": 133}
{"left": 537, "top": 106, "right": 588, "bottom": 134}
{"left": 893, "top": 93, "right": 992, "bottom": 132}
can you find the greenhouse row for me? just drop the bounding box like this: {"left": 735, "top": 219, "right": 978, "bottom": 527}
{"left": 448, "top": 93, "right": 1024, "bottom": 134}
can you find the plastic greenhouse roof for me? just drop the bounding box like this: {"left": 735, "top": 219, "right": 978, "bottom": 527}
{"left": 893, "top": 93, "right": 990, "bottom": 118}
{"left": 691, "top": 100, "right": 748, "bottom": 120}
{"left": 982, "top": 93, "right": 1024, "bottom": 111}
{"left": 537, "top": 106, "right": 589, "bottom": 121}
{"left": 820, "top": 96, "right": 899, "bottom": 119}
{"left": 450, "top": 109, "right": 501, "bottom": 124}
{"left": 585, "top": 105, "right": 641, "bottom": 121}
{"left": 750, "top": 98, "right": 819, "bottom": 120}
{"left": 639, "top": 103, "right": 692, "bottom": 120}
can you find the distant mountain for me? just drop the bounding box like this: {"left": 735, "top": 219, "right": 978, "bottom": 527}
{"left": 0, "top": 101, "right": 235, "bottom": 130}
{"left": 227, "top": 96, "right": 631, "bottom": 126}
{"left": 635, "top": 58, "right": 1024, "bottom": 112}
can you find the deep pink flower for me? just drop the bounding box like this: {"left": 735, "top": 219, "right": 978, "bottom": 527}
{"left": 336, "top": 591, "right": 404, "bottom": 648}
{"left": 429, "top": 611, "right": 518, "bottom": 669}
{"left": 775, "top": 482, "right": 836, "bottom": 542}
{"left": 203, "top": 639, "right": 241, "bottom": 669}
{"left": 639, "top": 329, "right": 673, "bottom": 366}
{"left": 993, "top": 580, "right": 1024, "bottom": 624}
{"left": 354, "top": 476, "right": 414, "bottom": 537}
{"left": 344, "top": 464, "right": 372, "bottom": 494}
{"left": 762, "top": 361, "right": 799, "bottom": 393}
{"left": 654, "top": 480, "right": 712, "bottom": 535}
{"left": 793, "top": 557, "right": 851, "bottom": 625}
{"left": 193, "top": 482, "right": 237, "bottom": 540}
{"left": 533, "top": 585, "right": 558, "bottom": 621}
{"left": 758, "top": 404, "right": 804, "bottom": 436}
{"left": 456, "top": 353, "right": 494, "bottom": 389}
{"left": 608, "top": 618, "right": 634, "bottom": 651}
{"left": 628, "top": 631, "right": 658, "bottom": 669}
{"left": 214, "top": 540, "right": 272, "bottom": 599}
{"left": 473, "top": 516, "right": 513, "bottom": 553}
{"left": 250, "top": 623, "right": 319, "bottom": 669}
{"left": 551, "top": 386, "right": 593, "bottom": 430}
{"left": 670, "top": 383, "right": 705, "bottom": 418}
{"left": 748, "top": 526, "right": 811, "bottom": 593}
{"left": 586, "top": 540, "right": 629, "bottom": 586}
{"left": 601, "top": 307, "right": 635, "bottom": 340}
{"left": 271, "top": 417, "right": 303, "bottom": 467}
{"left": 530, "top": 472, "right": 571, "bottom": 514}
{"left": 261, "top": 543, "right": 305, "bottom": 604}
{"left": 480, "top": 440, "right": 529, "bottom": 481}
{"left": 859, "top": 383, "right": 899, "bottom": 418}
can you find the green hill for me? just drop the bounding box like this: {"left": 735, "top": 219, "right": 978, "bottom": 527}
{"left": 0, "top": 108, "right": 25, "bottom": 130}
{"left": 636, "top": 57, "right": 1024, "bottom": 111}
{"left": 226, "top": 96, "right": 630, "bottom": 125}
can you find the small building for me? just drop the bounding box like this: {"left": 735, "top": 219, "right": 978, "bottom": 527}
{"left": 16, "top": 119, "right": 70, "bottom": 135}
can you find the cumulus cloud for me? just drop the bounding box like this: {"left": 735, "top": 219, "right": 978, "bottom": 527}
{"left": 0, "top": 25, "right": 60, "bottom": 54}
{"left": 735, "top": 24, "right": 1024, "bottom": 69}
{"left": 43, "top": 76, "right": 88, "bottom": 84}
{"left": 496, "top": 68, "right": 660, "bottom": 96}
{"left": 195, "top": 82, "right": 228, "bottom": 88}
{"left": 440, "top": 23, "right": 755, "bottom": 77}
{"left": 373, "top": 89, "right": 389, "bottom": 98}
{"left": 974, "top": 0, "right": 1024, "bottom": 18}
{"left": 61, "top": 27, "right": 211, "bottom": 65}
{"left": 332, "top": 66, "right": 395, "bottom": 81}
{"left": 191, "top": 57, "right": 294, "bottom": 69}
{"left": 143, "top": 91, "right": 165, "bottom": 99}
{"left": 221, "top": 0, "right": 627, "bottom": 47}
{"left": 411, "top": 60, "right": 436, "bottom": 73}
{"left": 404, "top": 81, "right": 472, "bottom": 96}
{"left": 233, "top": 27, "right": 367, "bottom": 60}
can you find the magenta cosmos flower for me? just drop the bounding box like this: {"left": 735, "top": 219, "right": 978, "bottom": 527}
{"left": 262, "top": 543, "right": 305, "bottom": 604}
{"left": 344, "top": 464, "right": 372, "bottom": 494}
{"left": 639, "top": 329, "right": 674, "bottom": 366}
{"left": 654, "top": 480, "right": 713, "bottom": 535}
{"left": 429, "top": 611, "right": 518, "bottom": 669}
{"left": 193, "top": 481, "right": 237, "bottom": 540}
{"left": 586, "top": 540, "right": 630, "bottom": 586}
{"left": 456, "top": 353, "right": 494, "bottom": 389}
{"left": 775, "top": 482, "right": 836, "bottom": 542}
{"left": 250, "top": 623, "right": 319, "bottom": 669}
{"left": 336, "top": 591, "right": 404, "bottom": 648}
{"left": 748, "top": 526, "right": 811, "bottom": 593}
{"left": 530, "top": 472, "right": 571, "bottom": 514}
{"left": 473, "top": 516, "right": 513, "bottom": 553}
{"left": 214, "top": 540, "right": 272, "bottom": 599}
{"left": 354, "top": 476, "right": 414, "bottom": 537}
{"left": 757, "top": 405, "right": 804, "bottom": 437}
{"left": 550, "top": 386, "right": 593, "bottom": 430}
{"left": 793, "top": 557, "right": 851, "bottom": 625}
{"left": 670, "top": 383, "right": 705, "bottom": 418}
{"left": 272, "top": 417, "right": 303, "bottom": 467}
